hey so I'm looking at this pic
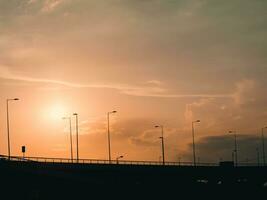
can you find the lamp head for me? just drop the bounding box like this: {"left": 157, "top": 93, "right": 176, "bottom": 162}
{"left": 14, "top": 98, "right": 19, "bottom": 101}
{"left": 229, "top": 130, "right": 235, "bottom": 134}
{"left": 73, "top": 113, "right": 78, "bottom": 116}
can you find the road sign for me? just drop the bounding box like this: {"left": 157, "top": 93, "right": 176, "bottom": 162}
{"left": 22, "top": 146, "right": 26, "bottom": 153}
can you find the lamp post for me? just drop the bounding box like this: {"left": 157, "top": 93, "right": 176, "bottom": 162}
{"left": 116, "top": 155, "right": 123, "bottom": 164}
{"left": 261, "top": 127, "right": 267, "bottom": 166}
{"left": 73, "top": 113, "right": 79, "bottom": 163}
{"left": 229, "top": 131, "right": 238, "bottom": 166}
{"left": 192, "top": 120, "right": 200, "bottom": 166}
{"left": 6, "top": 98, "right": 19, "bottom": 159}
{"left": 155, "top": 125, "right": 165, "bottom": 165}
{"left": 256, "top": 148, "right": 260, "bottom": 166}
{"left": 107, "top": 111, "right": 117, "bottom": 163}
{"left": 62, "top": 117, "right": 73, "bottom": 162}
{"left": 232, "top": 151, "right": 235, "bottom": 163}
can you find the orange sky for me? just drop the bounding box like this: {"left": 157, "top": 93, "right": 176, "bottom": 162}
{"left": 0, "top": 0, "right": 267, "bottom": 163}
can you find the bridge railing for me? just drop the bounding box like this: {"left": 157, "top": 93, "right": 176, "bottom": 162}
{"left": 1, "top": 155, "right": 262, "bottom": 167}
{"left": 0, "top": 155, "right": 219, "bottom": 167}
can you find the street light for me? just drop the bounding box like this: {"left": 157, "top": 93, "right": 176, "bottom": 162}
{"left": 229, "top": 131, "right": 238, "bottom": 166}
{"left": 256, "top": 147, "right": 260, "bottom": 167}
{"left": 192, "top": 120, "right": 200, "bottom": 166}
{"left": 62, "top": 117, "right": 73, "bottom": 162}
{"left": 261, "top": 127, "right": 267, "bottom": 166}
{"left": 107, "top": 111, "right": 117, "bottom": 163}
{"left": 231, "top": 151, "right": 235, "bottom": 163}
{"left": 178, "top": 157, "right": 181, "bottom": 166}
{"left": 73, "top": 113, "right": 79, "bottom": 163}
{"left": 6, "top": 98, "right": 19, "bottom": 159}
{"left": 116, "top": 155, "right": 123, "bottom": 164}
{"left": 155, "top": 125, "right": 165, "bottom": 165}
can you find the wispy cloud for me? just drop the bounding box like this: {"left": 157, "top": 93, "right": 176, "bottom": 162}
{"left": 146, "top": 80, "right": 163, "bottom": 86}
{"left": 41, "top": 0, "right": 64, "bottom": 12}
{"left": 0, "top": 65, "right": 232, "bottom": 99}
{"left": 28, "top": 0, "right": 37, "bottom": 4}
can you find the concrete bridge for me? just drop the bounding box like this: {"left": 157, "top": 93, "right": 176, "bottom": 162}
{"left": 0, "top": 155, "right": 267, "bottom": 199}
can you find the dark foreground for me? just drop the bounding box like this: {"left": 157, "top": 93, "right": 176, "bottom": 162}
{"left": 0, "top": 159, "right": 267, "bottom": 199}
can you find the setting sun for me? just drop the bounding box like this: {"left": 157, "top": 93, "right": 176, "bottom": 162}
{"left": 44, "top": 104, "right": 68, "bottom": 122}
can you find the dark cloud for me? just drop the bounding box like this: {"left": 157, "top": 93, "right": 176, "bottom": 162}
{"left": 182, "top": 134, "right": 266, "bottom": 164}
{"left": 82, "top": 117, "right": 164, "bottom": 147}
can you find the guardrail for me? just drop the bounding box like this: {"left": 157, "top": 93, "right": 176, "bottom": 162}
{"left": 1, "top": 155, "right": 262, "bottom": 167}
{"left": 0, "top": 155, "right": 220, "bottom": 167}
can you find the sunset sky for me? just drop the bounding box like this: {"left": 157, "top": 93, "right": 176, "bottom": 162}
{"left": 0, "top": 0, "right": 267, "bottom": 163}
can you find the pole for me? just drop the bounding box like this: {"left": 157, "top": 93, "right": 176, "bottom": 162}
{"left": 161, "top": 126, "right": 165, "bottom": 165}
{"left": 6, "top": 100, "right": 11, "bottom": 159}
{"left": 107, "top": 112, "right": 111, "bottom": 163}
{"left": 69, "top": 118, "right": 73, "bottom": 162}
{"left": 192, "top": 122, "right": 196, "bottom": 166}
{"left": 107, "top": 111, "right": 117, "bottom": 163}
{"left": 262, "top": 128, "right": 266, "bottom": 166}
{"left": 76, "top": 115, "right": 79, "bottom": 163}
{"left": 234, "top": 133, "right": 238, "bottom": 166}
{"left": 256, "top": 148, "right": 260, "bottom": 166}
{"left": 116, "top": 156, "right": 123, "bottom": 164}
{"left": 73, "top": 114, "right": 79, "bottom": 163}
{"left": 6, "top": 98, "right": 19, "bottom": 160}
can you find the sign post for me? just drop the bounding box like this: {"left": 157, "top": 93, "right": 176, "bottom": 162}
{"left": 22, "top": 146, "right": 26, "bottom": 159}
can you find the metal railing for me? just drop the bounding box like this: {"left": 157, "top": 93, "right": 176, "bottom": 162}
{"left": 1, "top": 155, "right": 262, "bottom": 167}
{"left": 0, "top": 155, "right": 219, "bottom": 167}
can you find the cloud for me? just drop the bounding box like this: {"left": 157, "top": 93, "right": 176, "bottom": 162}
{"left": 146, "top": 80, "right": 163, "bottom": 86}
{"left": 0, "top": 65, "right": 232, "bottom": 99}
{"left": 78, "top": 117, "right": 107, "bottom": 136}
{"left": 61, "top": 113, "right": 267, "bottom": 163}
{"left": 184, "top": 98, "right": 213, "bottom": 122}
{"left": 78, "top": 116, "right": 185, "bottom": 160}
{"left": 183, "top": 79, "right": 267, "bottom": 134}
{"left": 130, "top": 129, "right": 159, "bottom": 147}
{"left": 233, "top": 79, "right": 256, "bottom": 105}
{"left": 41, "top": 0, "right": 64, "bottom": 12}
{"left": 28, "top": 0, "right": 37, "bottom": 4}
{"left": 181, "top": 134, "right": 265, "bottom": 164}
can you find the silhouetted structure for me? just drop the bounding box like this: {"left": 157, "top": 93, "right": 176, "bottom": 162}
{"left": 73, "top": 113, "right": 79, "bottom": 163}
{"left": 107, "top": 111, "right": 117, "bottom": 163}
{"left": 1, "top": 155, "right": 267, "bottom": 199}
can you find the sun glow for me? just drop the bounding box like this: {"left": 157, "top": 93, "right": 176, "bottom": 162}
{"left": 45, "top": 104, "right": 68, "bottom": 121}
